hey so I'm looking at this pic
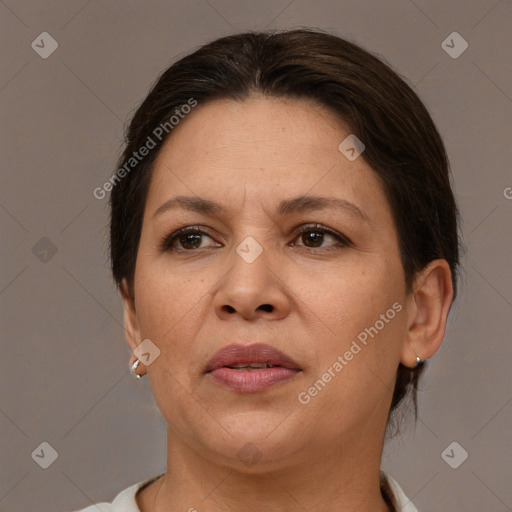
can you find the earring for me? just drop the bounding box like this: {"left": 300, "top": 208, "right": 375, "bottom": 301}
{"left": 130, "top": 358, "right": 143, "bottom": 379}
{"left": 414, "top": 356, "right": 422, "bottom": 368}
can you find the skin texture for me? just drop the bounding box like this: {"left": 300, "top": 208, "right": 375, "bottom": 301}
{"left": 122, "top": 96, "right": 453, "bottom": 511}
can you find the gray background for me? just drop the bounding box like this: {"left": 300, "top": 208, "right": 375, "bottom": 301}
{"left": 1, "top": 1, "right": 511, "bottom": 511}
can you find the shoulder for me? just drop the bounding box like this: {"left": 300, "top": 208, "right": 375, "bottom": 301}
{"left": 70, "top": 475, "right": 164, "bottom": 512}
{"left": 384, "top": 473, "right": 419, "bottom": 512}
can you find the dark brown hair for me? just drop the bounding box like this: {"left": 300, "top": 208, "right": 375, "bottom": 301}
{"left": 110, "top": 29, "right": 459, "bottom": 419}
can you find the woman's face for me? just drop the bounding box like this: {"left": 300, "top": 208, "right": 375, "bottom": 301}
{"left": 125, "top": 96, "right": 412, "bottom": 470}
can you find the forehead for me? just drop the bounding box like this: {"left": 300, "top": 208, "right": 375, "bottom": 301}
{"left": 154, "top": 95, "right": 346, "bottom": 170}
{"left": 146, "top": 96, "right": 390, "bottom": 221}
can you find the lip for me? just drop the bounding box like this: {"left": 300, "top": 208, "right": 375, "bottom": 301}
{"left": 205, "top": 343, "right": 301, "bottom": 393}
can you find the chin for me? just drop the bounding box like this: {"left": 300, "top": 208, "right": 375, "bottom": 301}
{"left": 216, "top": 405, "right": 298, "bottom": 437}
{"left": 194, "top": 418, "right": 306, "bottom": 470}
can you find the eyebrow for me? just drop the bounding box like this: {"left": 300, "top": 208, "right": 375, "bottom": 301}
{"left": 153, "top": 194, "right": 368, "bottom": 222}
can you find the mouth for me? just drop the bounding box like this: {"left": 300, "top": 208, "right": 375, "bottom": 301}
{"left": 205, "top": 343, "right": 301, "bottom": 392}
{"left": 225, "top": 362, "right": 276, "bottom": 370}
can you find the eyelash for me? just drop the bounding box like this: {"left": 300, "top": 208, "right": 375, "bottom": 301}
{"left": 292, "top": 224, "right": 352, "bottom": 250}
{"left": 160, "top": 223, "right": 352, "bottom": 254}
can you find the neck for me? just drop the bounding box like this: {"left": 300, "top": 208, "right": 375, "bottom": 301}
{"left": 139, "top": 424, "right": 392, "bottom": 512}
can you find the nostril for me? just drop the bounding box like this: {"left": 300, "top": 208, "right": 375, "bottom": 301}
{"left": 220, "top": 304, "right": 274, "bottom": 315}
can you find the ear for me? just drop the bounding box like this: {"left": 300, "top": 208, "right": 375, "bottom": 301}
{"left": 401, "top": 259, "right": 454, "bottom": 368}
{"left": 120, "top": 278, "right": 144, "bottom": 373}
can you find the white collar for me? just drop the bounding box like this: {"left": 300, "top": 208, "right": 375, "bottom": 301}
{"left": 75, "top": 472, "right": 418, "bottom": 511}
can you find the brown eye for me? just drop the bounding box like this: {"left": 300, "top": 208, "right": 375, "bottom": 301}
{"left": 301, "top": 230, "right": 325, "bottom": 247}
{"left": 160, "top": 227, "right": 220, "bottom": 252}
{"left": 179, "top": 233, "right": 203, "bottom": 249}
{"left": 291, "top": 224, "right": 351, "bottom": 250}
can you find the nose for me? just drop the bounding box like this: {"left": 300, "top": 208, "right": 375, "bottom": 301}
{"left": 213, "top": 244, "right": 292, "bottom": 322}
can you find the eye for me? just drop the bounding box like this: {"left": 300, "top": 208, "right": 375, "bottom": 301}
{"left": 290, "top": 224, "right": 351, "bottom": 249}
{"left": 160, "top": 226, "right": 221, "bottom": 251}
{"left": 160, "top": 224, "right": 350, "bottom": 253}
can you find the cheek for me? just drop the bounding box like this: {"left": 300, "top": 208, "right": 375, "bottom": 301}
{"left": 297, "top": 257, "right": 405, "bottom": 337}
{"left": 135, "top": 241, "right": 206, "bottom": 321}
{"left": 133, "top": 265, "right": 210, "bottom": 365}
{"left": 297, "top": 256, "right": 407, "bottom": 394}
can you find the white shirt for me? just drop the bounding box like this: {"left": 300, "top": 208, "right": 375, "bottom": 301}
{"left": 72, "top": 473, "right": 418, "bottom": 511}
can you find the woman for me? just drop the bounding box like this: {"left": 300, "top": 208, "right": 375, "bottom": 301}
{"left": 77, "top": 29, "right": 459, "bottom": 511}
